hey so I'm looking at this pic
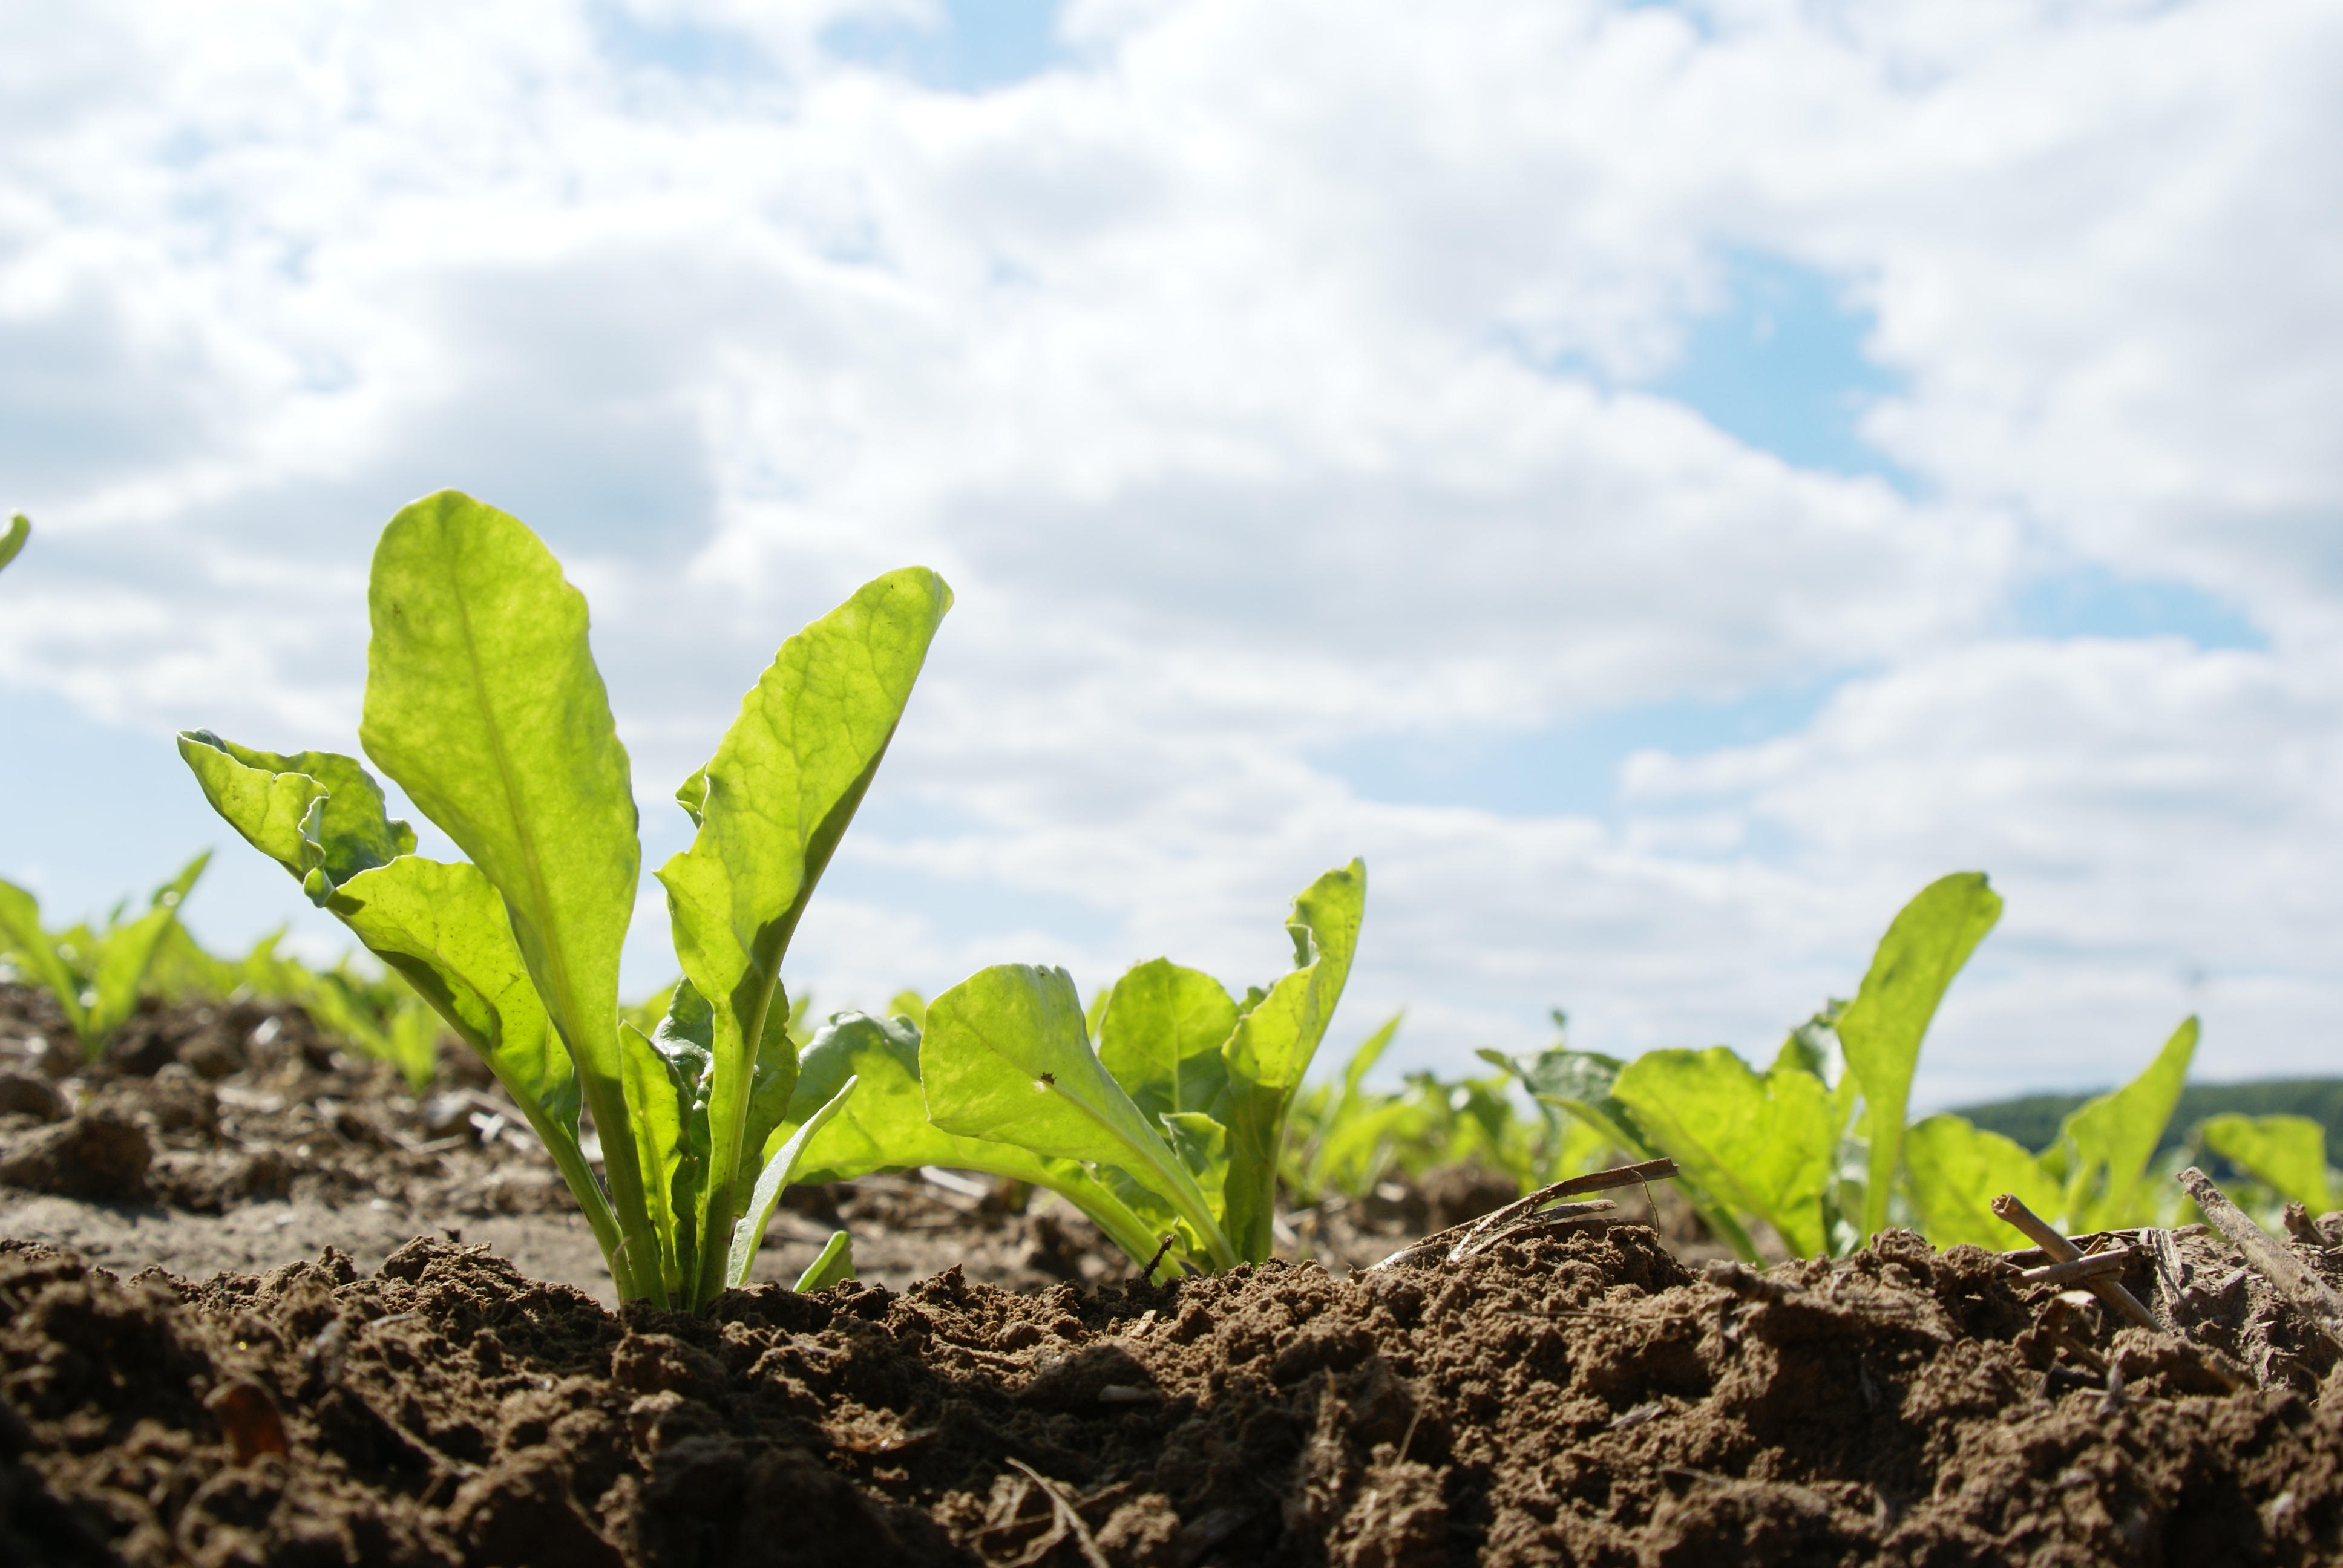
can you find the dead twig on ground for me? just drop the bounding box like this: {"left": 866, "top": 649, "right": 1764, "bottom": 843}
{"left": 1991, "top": 1194, "right": 2161, "bottom": 1332}
{"left": 1368, "top": 1158, "right": 1679, "bottom": 1271}
{"left": 2013, "top": 1247, "right": 2140, "bottom": 1289}
{"left": 2176, "top": 1166, "right": 2343, "bottom": 1357}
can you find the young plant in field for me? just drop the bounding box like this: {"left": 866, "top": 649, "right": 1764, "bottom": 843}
{"left": 771, "top": 1008, "right": 1171, "bottom": 1268}
{"left": 777, "top": 863, "right": 1366, "bottom": 1276}
{"left": 0, "top": 853, "right": 210, "bottom": 1058}
{"left": 180, "top": 491, "right": 948, "bottom": 1308}
{"left": 1906, "top": 1016, "right": 2201, "bottom": 1243}
{"left": 1285, "top": 1013, "right": 1412, "bottom": 1200}
{"left": 1488, "top": 873, "right": 2009, "bottom": 1260}
{"left": 153, "top": 924, "right": 451, "bottom": 1092}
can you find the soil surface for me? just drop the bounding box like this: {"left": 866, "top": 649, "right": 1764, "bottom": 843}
{"left": 8, "top": 986, "right": 2343, "bottom": 1565}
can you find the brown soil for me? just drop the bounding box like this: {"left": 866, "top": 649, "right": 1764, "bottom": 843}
{"left": 7, "top": 986, "right": 2343, "bottom": 1565}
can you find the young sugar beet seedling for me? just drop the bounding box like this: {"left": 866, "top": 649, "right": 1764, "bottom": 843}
{"left": 770, "top": 861, "right": 1366, "bottom": 1277}
{"left": 179, "top": 491, "right": 949, "bottom": 1309}
{"left": 0, "top": 852, "right": 211, "bottom": 1059}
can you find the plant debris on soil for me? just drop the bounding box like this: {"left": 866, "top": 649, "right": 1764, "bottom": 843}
{"left": 9, "top": 985, "right": 2343, "bottom": 1565}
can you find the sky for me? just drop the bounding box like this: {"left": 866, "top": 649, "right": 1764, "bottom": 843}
{"left": 2, "top": 0, "right": 2339, "bottom": 1109}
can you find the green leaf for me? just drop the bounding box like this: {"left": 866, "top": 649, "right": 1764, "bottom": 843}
{"left": 87, "top": 851, "right": 209, "bottom": 1048}
{"left": 1096, "top": 958, "right": 1239, "bottom": 1123}
{"left": 793, "top": 1230, "right": 856, "bottom": 1293}
{"left": 177, "top": 731, "right": 416, "bottom": 902}
{"left": 923, "top": 963, "right": 1236, "bottom": 1267}
{"left": 355, "top": 491, "right": 660, "bottom": 1301}
{"left": 1834, "top": 872, "right": 2002, "bottom": 1237}
{"left": 656, "top": 565, "right": 951, "bottom": 1307}
{"left": 779, "top": 1011, "right": 1169, "bottom": 1269}
{"left": 2199, "top": 1114, "right": 2333, "bottom": 1214}
{"left": 2059, "top": 1015, "right": 2198, "bottom": 1230}
{"left": 726, "top": 1074, "right": 859, "bottom": 1289}
{"left": 0, "top": 513, "right": 27, "bottom": 573}
{"left": 621, "top": 984, "right": 717, "bottom": 1300}
{"left": 173, "top": 728, "right": 623, "bottom": 1264}
{"left": 1904, "top": 1114, "right": 2063, "bottom": 1250}
{"left": 886, "top": 990, "right": 928, "bottom": 1030}
{"left": 0, "top": 879, "right": 90, "bottom": 1044}
{"left": 1613, "top": 1047, "right": 1836, "bottom": 1258}
{"left": 1219, "top": 860, "right": 1366, "bottom": 1260}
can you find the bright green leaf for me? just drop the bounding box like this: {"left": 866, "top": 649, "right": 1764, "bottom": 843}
{"left": 1097, "top": 958, "right": 1239, "bottom": 1123}
{"left": 87, "top": 851, "right": 209, "bottom": 1048}
{"left": 356, "top": 491, "right": 658, "bottom": 1301}
{"left": 1614, "top": 1047, "right": 1836, "bottom": 1258}
{"left": 726, "top": 1075, "right": 859, "bottom": 1288}
{"left": 780, "top": 1011, "right": 1168, "bottom": 1269}
{"left": 2200, "top": 1114, "right": 2332, "bottom": 1214}
{"left": 924, "top": 963, "right": 1236, "bottom": 1267}
{"left": 177, "top": 732, "right": 415, "bottom": 901}
{"left": 1220, "top": 860, "right": 1365, "bottom": 1260}
{"left": 0, "top": 514, "right": 27, "bottom": 573}
{"left": 657, "top": 565, "right": 951, "bottom": 1307}
{"left": 2059, "top": 1016, "right": 2198, "bottom": 1230}
{"left": 0, "top": 880, "right": 90, "bottom": 1044}
{"left": 1835, "top": 872, "right": 2002, "bottom": 1237}
{"left": 1904, "top": 1113, "right": 2062, "bottom": 1250}
{"left": 793, "top": 1230, "right": 856, "bottom": 1293}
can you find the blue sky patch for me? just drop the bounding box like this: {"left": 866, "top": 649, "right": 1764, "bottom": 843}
{"left": 2013, "top": 566, "right": 2267, "bottom": 650}
{"left": 1650, "top": 251, "right": 1912, "bottom": 489}
{"left": 823, "top": 1, "right": 1066, "bottom": 93}
{"left": 589, "top": 2, "right": 772, "bottom": 80}
{"left": 1319, "top": 679, "right": 1841, "bottom": 820}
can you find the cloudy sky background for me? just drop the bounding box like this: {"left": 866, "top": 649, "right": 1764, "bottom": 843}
{"left": 2, "top": 0, "right": 2338, "bottom": 1108}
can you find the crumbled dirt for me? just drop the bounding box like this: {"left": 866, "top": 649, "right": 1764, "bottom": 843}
{"left": 11, "top": 982, "right": 2343, "bottom": 1565}
{"left": 10, "top": 1223, "right": 2343, "bottom": 1566}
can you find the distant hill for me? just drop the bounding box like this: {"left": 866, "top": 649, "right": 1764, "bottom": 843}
{"left": 1951, "top": 1079, "right": 2343, "bottom": 1165}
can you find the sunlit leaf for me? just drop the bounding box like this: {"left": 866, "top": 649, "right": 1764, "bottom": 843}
{"left": 793, "top": 1230, "right": 856, "bottom": 1293}
{"left": 2198, "top": 1113, "right": 2332, "bottom": 1214}
{"left": 356, "top": 491, "right": 659, "bottom": 1299}
{"left": 923, "top": 962, "right": 1235, "bottom": 1266}
{"left": 1614, "top": 1047, "right": 1835, "bottom": 1257}
{"left": 1220, "top": 861, "right": 1365, "bottom": 1259}
{"left": 657, "top": 565, "right": 950, "bottom": 1305}
{"left": 1835, "top": 872, "right": 2002, "bottom": 1236}
{"left": 2059, "top": 1016, "right": 2197, "bottom": 1230}
{"left": 1904, "top": 1114, "right": 2062, "bottom": 1250}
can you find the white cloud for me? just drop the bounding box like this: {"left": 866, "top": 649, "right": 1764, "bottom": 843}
{"left": 1, "top": 0, "right": 2338, "bottom": 1105}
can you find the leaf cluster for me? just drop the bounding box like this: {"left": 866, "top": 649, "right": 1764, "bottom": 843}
{"left": 771, "top": 863, "right": 1369, "bottom": 1278}
{"left": 181, "top": 492, "right": 947, "bottom": 1308}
